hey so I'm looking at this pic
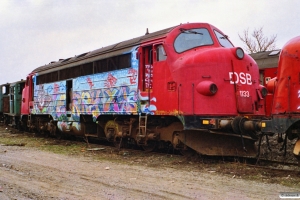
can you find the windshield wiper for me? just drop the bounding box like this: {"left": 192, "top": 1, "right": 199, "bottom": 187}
{"left": 220, "top": 35, "right": 229, "bottom": 39}
{"left": 179, "top": 28, "right": 203, "bottom": 35}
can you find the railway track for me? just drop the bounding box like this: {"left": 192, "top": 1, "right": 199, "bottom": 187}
{"left": 1, "top": 124, "right": 299, "bottom": 173}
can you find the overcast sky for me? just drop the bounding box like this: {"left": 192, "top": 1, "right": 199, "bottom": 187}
{"left": 0, "top": 0, "right": 299, "bottom": 84}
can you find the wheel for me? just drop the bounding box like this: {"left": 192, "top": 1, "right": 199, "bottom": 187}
{"left": 55, "top": 132, "right": 63, "bottom": 140}
{"left": 113, "top": 137, "right": 123, "bottom": 149}
{"left": 141, "top": 140, "right": 157, "bottom": 152}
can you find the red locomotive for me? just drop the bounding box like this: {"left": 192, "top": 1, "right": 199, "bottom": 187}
{"left": 250, "top": 50, "right": 280, "bottom": 116}
{"left": 15, "top": 23, "right": 267, "bottom": 156}
{"left": 257, "top": 36, "right": 300, "bottom": 159}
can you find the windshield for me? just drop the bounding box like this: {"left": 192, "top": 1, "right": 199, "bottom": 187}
{"left": 174, "top": 28, "right": 213, "bottom": 53}
{"left": 214, "top": 30, "right": 234, "bottom": 48}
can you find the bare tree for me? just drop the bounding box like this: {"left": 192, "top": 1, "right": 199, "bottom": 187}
{"left": 238, "top": 27, "right": 277, "bottom": 53}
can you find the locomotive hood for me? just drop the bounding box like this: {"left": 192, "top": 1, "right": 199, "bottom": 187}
{"left": 272, "top": 36, "right": 300, "bottom": 114}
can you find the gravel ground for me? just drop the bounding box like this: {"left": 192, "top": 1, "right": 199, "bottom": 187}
{"left": 0, "top": 126, "right": 299, "bottom": 200}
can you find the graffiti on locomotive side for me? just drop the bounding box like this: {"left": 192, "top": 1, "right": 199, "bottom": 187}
{"left": 128, "top": 68, "right": 138, "bottom": 84}
{"left": 105, "top": 73, "right": 117, "bottom": 88}
{"left": 72, "top": 67, "right": 139, "bottom": 120}
{"left": 145, "top": 64, "right": 153, "bottom": 89}
{"left": 297, "top": 90, "right": 300, "bottom": 110}
{"left": 72, "top": 86, "right": 138, "bottom": 121}
{"left": 32, "top": 67, "right": 139, "bottom": 121}
{"left": 32, "top": 81, "right": 67, "bottom": 120}
{"left": 32, "top": 50, "right": 140, "bottom": 121}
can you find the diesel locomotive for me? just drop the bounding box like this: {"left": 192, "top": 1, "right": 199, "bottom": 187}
{"left": 256, "top": 36, "right": 300, "bottom": 159}
{"left": 1, "top": 23, "right": 268, "bottom": 156}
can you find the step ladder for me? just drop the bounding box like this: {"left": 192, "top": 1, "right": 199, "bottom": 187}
{"left": 138, "top": 114, "right": 147, "bottom": 138}
{"left": 27, "top": 114, "right": 31, "bottom": 128}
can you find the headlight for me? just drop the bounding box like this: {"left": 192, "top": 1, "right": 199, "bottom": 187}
{"left": 257, "top": 85, "right": 268, "bottom": 99}
{"left": 261, "top": 87, "right": 268, "bottom": 98}
{"left": 236, "top": 47, "right": 244, "bottom": 59}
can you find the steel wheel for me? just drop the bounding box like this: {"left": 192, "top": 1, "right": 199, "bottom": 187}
{"left": 141, "top": 140, "right": 157, "bottom": 152}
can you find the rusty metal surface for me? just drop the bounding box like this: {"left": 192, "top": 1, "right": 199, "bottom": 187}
{"left": 178, "top": 130, "right": 257, "bottom": 156}
{"left": 3, "top": 97, "right": 9, "bottom": 113}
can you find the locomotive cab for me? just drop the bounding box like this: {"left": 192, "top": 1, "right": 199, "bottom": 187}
{"left": 164, "top": 24, "right": 265, "bottom": 133}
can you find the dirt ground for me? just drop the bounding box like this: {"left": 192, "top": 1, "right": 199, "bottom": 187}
{"left": 0, "top": 126, "right": 299, "bottom": 200}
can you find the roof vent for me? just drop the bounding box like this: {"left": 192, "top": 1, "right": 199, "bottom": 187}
{"left": 76, "top": 52, "right": 89, "bottom": 58}
{"left": 145, "top": 28, "right": 149, "bottom": 35}
{"left": 61, "top": 57, "right": 71, "bottom": 62}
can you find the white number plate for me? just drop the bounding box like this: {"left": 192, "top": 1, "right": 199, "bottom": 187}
{"left": 239, "top": 90, "right": 250, "bottom": 97}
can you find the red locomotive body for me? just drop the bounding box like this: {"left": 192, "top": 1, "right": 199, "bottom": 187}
{"left": 261, "top": 36, "right": 300, "bottom": 159}
{"left": 250, "top": 50, "right": 280, "bottom": 116}
{"left": 20, "top": 23, "right": 266, "bottom": 156}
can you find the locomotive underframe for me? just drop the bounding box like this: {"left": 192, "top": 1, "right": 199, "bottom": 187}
{"left": 261, "top": 115, "right": 300, "bottom": 158}
{"left": 262, "top": 115, "right": 300, "bottom": 138}
{"left": 19, "top": 113, "right": 262, "bottom": 156}
{"left": 3, "top": 113, "right": 21, "bottom": 129}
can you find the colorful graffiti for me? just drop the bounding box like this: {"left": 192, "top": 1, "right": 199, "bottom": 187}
{"left": 128, "top": 68, "right": 137, "bottom": 84}
{"left": 105, "top": 73, "right": 117, "bottom": 87}
{"left": 32, "top": 81, "right": 67, "bottom": 120}
{"left": 138, "top": 90, "right": 157, "bottom": 115}
{"left": 71, "top": 85, "right": 138, "bottom": 121}
{"left": 32, "top": 49, "right": 144, "bottom": 122}
{"left": 145, "top": 64, "right": 153, "bottom": 89}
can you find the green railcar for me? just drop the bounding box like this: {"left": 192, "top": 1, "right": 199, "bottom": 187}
{"left": 2, "top": 80, "right": 25, "bottom": 128}
{"left": 0, "top": 83, "right": 10, "bottom": 123}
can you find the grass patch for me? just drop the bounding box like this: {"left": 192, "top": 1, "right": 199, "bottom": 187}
{"left": 0, "top": 131, "right": 87, "bottom": 156}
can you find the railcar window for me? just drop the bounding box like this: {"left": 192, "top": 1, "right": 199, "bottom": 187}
{"left": 36, "top": 53, "right": 131, "bottom": 84}
{"left": 36, "top": 71, "right": 58, "bottom": 85}
{"left": 10, "top": 86, "right": 14, "bottom": 95}
{"left": 214, "top": 30, "right": 234, "bottom": 48}
{"left": 10, "top": 86, "right": 14, "bottom": 101}
{"left": 2, "top": 85, "right": 9, "bottom": 95}
{"left": 81, "top": 63, "right": 93, "bottom": 76}
{"left": 156, "top": 45, "right": 167, "bottom": 61}
{"left": 95, "top": 53, "right": 131, "bottom": 73}
{"left": 118, "top": 54, "right": 131, "bottom": 69}
{"left": 18, "top": 83, "right": 25, "bottom": 94}
{"left": 174, "top": 28, "right": 213, "bottom": 53}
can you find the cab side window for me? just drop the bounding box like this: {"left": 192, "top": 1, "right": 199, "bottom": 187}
{"left": 156, "top": 45, "right": 167, "bottom": 61}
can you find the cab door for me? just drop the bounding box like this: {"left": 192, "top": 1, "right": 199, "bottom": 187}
{"left": 138, "top": 45, "right": 154, "bottom": 114}
{"left": 21, "top": 75, "right": 34, "bottom": 115}
{"left": 138, "top": 43, "right": 174, "bottom": 115}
